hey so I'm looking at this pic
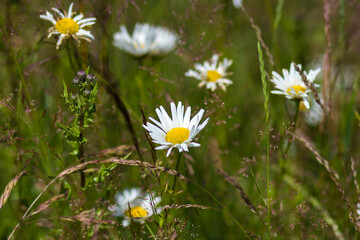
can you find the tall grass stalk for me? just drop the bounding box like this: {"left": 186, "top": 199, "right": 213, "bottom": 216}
{"left": 257, "top": 42, "right": 271, "bottom": 236}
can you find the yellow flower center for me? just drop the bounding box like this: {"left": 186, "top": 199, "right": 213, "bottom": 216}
{"left": 206, "top": 70, "right": 222, "bottom": 82}
{"left": 166, "top": 127, "right": 190, "bottom": 145}
{"left": 125, "top": 206, "right": 148, "bottom": 218}
{"left": 286, "top": 85, "right": 306, "bottom": 95}
{"left": 55, "top": 18, "right": 79, "bottom": 35}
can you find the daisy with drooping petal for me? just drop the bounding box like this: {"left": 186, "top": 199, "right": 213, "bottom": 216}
{"left": 185, "top": 54, "right": 233, "bottom": 92}
{"left": 113, "top": 23, "right": 177, "bottom": 57}
{"left": 40, "top": 2, "right": 96, "bottom": 49}
{"left": 143, "top": 102, "right": 209, "bottom": 157}
{"left": 109, "top": 188, "right": 162, "bottom": 227}
{"left": 271, "top": 63, "right": 321, "bottom": 109}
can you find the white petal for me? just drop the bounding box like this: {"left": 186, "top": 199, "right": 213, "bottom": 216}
{"left": 56, "top": 34, "right": 66, "bottom": 49}
{"left": 166, "top": 147, "right": 174, "bottom": 157}
{"left": 51, "top": 7, "right": 65, "bottom": 18}
{"left": 68, "top": 2, "right": 74, "bottom": 17}
{"left": 73, "top": 13, "right": 84, "bottom": 21}
{"left": 77, "top": 29, "right": 95, "bottom": 40}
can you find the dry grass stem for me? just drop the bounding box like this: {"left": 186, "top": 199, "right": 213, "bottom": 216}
{"left": 0, "top": 171, "right": 26, "bottom": 211}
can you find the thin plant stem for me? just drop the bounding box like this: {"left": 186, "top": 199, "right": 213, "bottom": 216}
{"left": 144, "top": 222, "right": 156, "bottom": 240}
{"left": 283, "top": 100, "right": 300, "bottom": 156}
{"left": 78, "top": 105, "right": 85, "bottom": 188}
{"left": 258, "top": 41, "right": 271, "bottom": 237}
{"left": 172, "top": 152, "right": 183, "bottom": 193}
{"left": 164, "top": 152, "right": 182, "bottom": 223}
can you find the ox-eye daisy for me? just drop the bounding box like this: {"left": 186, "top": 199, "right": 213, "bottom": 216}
{"left": 185, "top": 54, "right": 233, "bottom": 91}
{"left": 109, "top": 188, "right": 162, "bottom": 227}
{"left": 40, "top": 2, "right": 96, "bottom": 49}
{"left": 113, "top": 23, "right": 177, "bottom": 57}
{"left": 143, "top": 102, "right": 209, "bottom": 157}
{"left": 271, "top": 63, "right": 321, "bottom": 109}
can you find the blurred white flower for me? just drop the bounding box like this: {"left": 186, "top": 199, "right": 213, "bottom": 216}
{"left": 357, "top": 202, "right": 360, "bottom": 217}
{"left": 109, "top": 188, "right": 162, "bottom": 227}
{"left": 271, "top": 63, "right": 321, "bottom": 109}
{"left": 185, "top": 54, "right": 233, "bottom": 91}
{"left": 143, "top": 101, "right": 209, "bottom": 157}
{"left": 232, "top": 0, "right": 243, "bottom": 8}
{"left": 113, "top": 23, "right": 177, "bottom": 57}
{"left": 40, "top": 2, "right": 96, "bottom": 49}
{"left": 303, "top": 96, "right": 324, "bottom": 127}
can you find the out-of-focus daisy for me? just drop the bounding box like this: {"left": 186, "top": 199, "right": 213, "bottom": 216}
{"left": 113, "top": 23, "right": 177, "bottom": 57}
{"left": 143, "top": 101, "right": 209, "bottom": 157}
{"left": 232, "top": 0, "right": 243, "bottom": 8}
{"left": 185, "top": 54, "right": 233, "bottom": 92}
{"left": 271, "top": 63, "right": 321, "bottom": 109}
{"left": 109, "top": 188, "right": 162, "bottom": 227}
{"left": 40, "top": 2, "right": 96, "bottom": 49}
{"left": 356, "top": 203, "right": 360, "bottom": 217}
{"left": 303, "top": 96, "right": 324, "bottom": 127}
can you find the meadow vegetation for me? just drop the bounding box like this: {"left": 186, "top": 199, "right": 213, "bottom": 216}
{"left": 1, "top": 0, "right": 360, "bottom": 239}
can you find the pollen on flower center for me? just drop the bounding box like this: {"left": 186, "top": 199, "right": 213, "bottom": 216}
{"left": 125, "top": 206, "right": 148, "bottom": 218}
{"left": 206, "top": 70, "right": 222, "bottom": 82}
{"left": 287, "top": 85, "right": 306, "bottom": 95}
{"left": 166, "top": 127, "right": 190, "bottom": 145}
{"left": 55, "top": 18, "right": 79, "bottom": 34}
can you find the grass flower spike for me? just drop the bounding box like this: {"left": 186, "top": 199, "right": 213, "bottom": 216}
{"left": 143, "top": 101, "right": 209, "bottom": 157}
{"left": 110, "top": 188, "right": 162, "bottom": 227}
{"left": 113, "top": 23, "right": 177, "bottom": 57}
{"left": 40, "top": 2, "right": 96, "bottom": 49}
{"left": 185, "top": 54, "right": 233, "bottom": 91}
{"left": 271, "top": 63, "right": 321, "bottom": 109}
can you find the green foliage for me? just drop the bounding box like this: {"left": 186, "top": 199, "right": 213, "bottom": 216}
{"left": 1, "top": 0, "right": 360, "bottom": 239}
{"left": 57, "top": 68, "right": 98, "bottom": 156}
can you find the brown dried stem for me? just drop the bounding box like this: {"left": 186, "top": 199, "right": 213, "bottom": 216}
{"left": 0, "top": 171, "right": 26, "bottom": 211}
{"left": 241, "top": 5, "right": 274, "bottom": 67}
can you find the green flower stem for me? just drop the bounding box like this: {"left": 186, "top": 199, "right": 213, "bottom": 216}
{"left": 164, "top": 151, "right": 183, "bottom": 224}
{"left": 283, "top": 99, "right": 300, "bottom": 156}
{"left": 172, "top": 152, "right": 183, "bottom": 193}
{"left": 78, "top": 107, "right": 85, "bottom": 188}
{"left": 144, "top": 222, "right": 156, "bottom": 239}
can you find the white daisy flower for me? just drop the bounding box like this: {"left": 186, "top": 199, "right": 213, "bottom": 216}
{"left": 113, "top": 23, "right": 177, "bottom": 57}
{"left": 185, "top": 54, "right": 233, "bottom": 92}
{"left": 232, "top": 0, "right": 243, "bottom": 8}
{"left": 109, "top": 188, "right": 162, "bottom": 227}
{"left": 271, "top": 63, "right": 321, "bottom": 109}
{"left": 40, "top": 2, "right": 96, "bottom": 49}
{"left": 143, "top": 101, "right": 209, "bottom": 157}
